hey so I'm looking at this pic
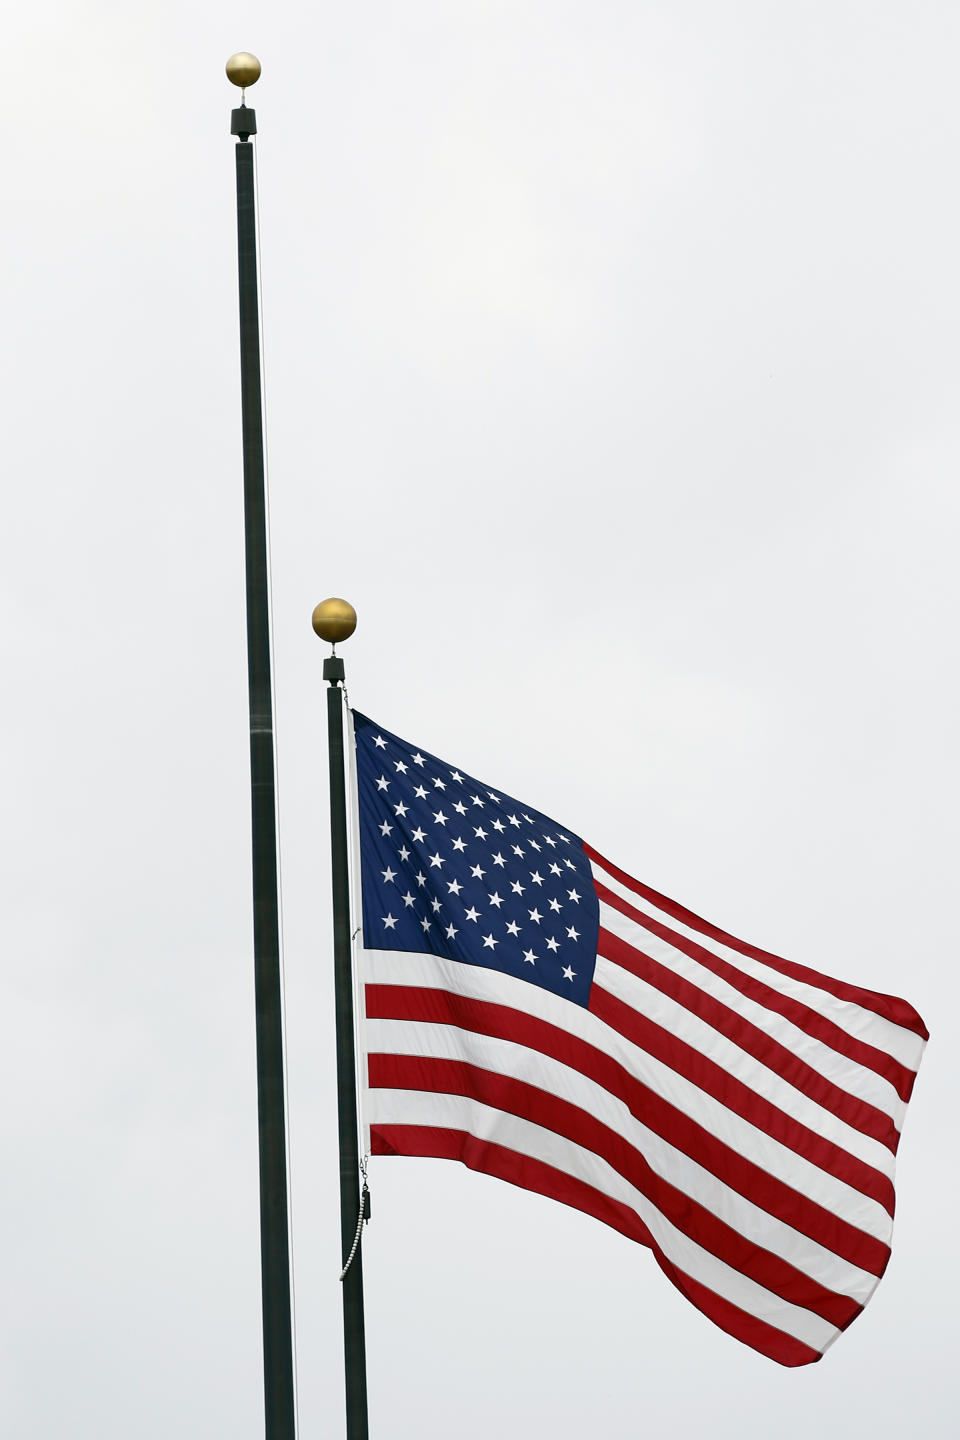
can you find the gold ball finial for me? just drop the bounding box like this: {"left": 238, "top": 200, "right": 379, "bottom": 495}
{"left": 226, "top": 52, "right": 261, "bottom": 89}
{"left": 312, "top": 598, "right": 357, "bottom": 645}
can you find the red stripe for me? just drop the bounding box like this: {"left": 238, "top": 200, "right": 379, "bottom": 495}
{"left": 372, "top": 1123, "right": 823, "bottom": 1367}
{"left": 598, "top": 925, "right": 901, "bottom": 1153}
{"left": 658, "top": 1265, "right": 823, "bottom": 1368}
{"left": 588, "top": 975, "right": 903, "bottom": 1212}
{"left": 371, "top": 1123, "right": 656, "bottom": 1246}
{"left": 367, "top": 982, "right": 895, "bottom": 1223}
{"left": 595, "top": 879, "right": 918, "bottom": 1103}
{"left": 370, "top": 1052, "right": 869, "bottom": 1325}
{"left": 585, "top": 842, "right": 929, "bottom": 1042}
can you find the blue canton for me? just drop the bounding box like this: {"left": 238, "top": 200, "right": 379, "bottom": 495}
{"left": 354, "top": 713, "right": 598, "bottom": 1008}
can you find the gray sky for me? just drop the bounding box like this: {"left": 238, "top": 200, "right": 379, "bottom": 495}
{"left": 3, "top": 3, "right": 956, "bottom": 1436}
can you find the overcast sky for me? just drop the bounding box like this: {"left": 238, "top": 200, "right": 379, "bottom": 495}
{"left": 3, "top": 4, "right": 957, "bottom": 1437}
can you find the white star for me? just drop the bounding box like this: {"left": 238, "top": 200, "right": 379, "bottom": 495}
{"left": 445, "top": 923, "right": 459, "bottom": 939}
{"left": 506, "top": 920, "right": 520, "bottom": 937}
{"left": 487, "top": 792, "right": 501, "bottom": 803}
{"left": 487, "top": 891, "right": 504, "bottom": 909}
{"left": 381, "top": 866, "right": 397, "bottom": 883}
{"left": 450, "top": 770, "right": 463, "bottom": 783}
{"left": 482, "top": 933, "right": 498, "bottom": 950}
{"left": 421, "top": 917, "right": 431, "bottom": 932}
{"left": 379, "top": 820, "right": 393, "bottom": 836}
{"left": 510, "top": 880, "right": 525, "bottom": 895}
{"left": 451, "top": 836, "right": 467, "bottom": 853}
{"left": 376, "top": 775, "right": 390, "bottom": 792}
{"left": 471, "top": 795, "right": 485, "bottom": 808}
{"left": 473, "top": 825, "right": 487, "bottom": 840}
{"left": 470, "top": 864, "right": 486, "bottom": 881}
{"left": 507, "top": 814, "right": 521, "bottom": 828}
{"left": 543, "top": 834, "right": 556, "bottom": 847}
{"left": 433, "top": 810, "right": 448, "bottom": 826}
{"left": 566, "top": 926, "right": 580, "bottom": 941}
{"left": 548, "top": 898, "right": 561, "bottom": 913}
{"left": 398, "top": 845, "right": 411, "bottom": 862}
{"left": 567, "top": 888, "right": 580, "bottom": 903}
{"left": 512, "top": 844, "right": 525, "bottom": 858}
{"left": 401, "top": 892, "right": 416, "bottom": 908}
{"left": 394, "top": 801, "right": 408, "bottom": 818}
{"left": 394, "top": 760, "right": 408, "bottom": 774}
{"left": 491, "top": 851, "right": 506, "bottom": 867}
{"left": 447, "top": 878, "right": 463, "bottom": 896}
{"left": 415, "top": 871, "right": 427, "bottom": 888}
{"left": 492, "top": 819, "right": 505, "bottom": 833}
{"left": 562, "top": 965, "right": 576, "bottom": 981}
{"left": 412, "top": 752, "right": 426, "bottom": 767}
{"left": 464, "top": 906, "right": 480, "bottom": 923}
{"left": 428, "top": 851, "right": 445, "bottom": 869}
{"left": 545, "top": 936, "right": 560, "bottom": 953}
{"left": 528, "top": 908, "right": 542, "bottom": 924}
{"left": 373, "top": 735, "right": 387, "bottom": 749}
{"left": 529, "top": 839, "right": 541, "bottom": 852}
{"left": 453, "top": 800, "right": 468, "bottom": 816}
{"left": 558, "top": 833, "right": 571, "bottom": 844}
{"left": 413, "top": 784, "right": 428, "bottom": 799}
{"left": 522, "top": 949, "right": 537, "bottom": 965}
{"left": 549, "top": 863, "right": 562, "bottom": 877}
{"left": 564, "top": 858, "right": 575, "bottom": 870}
{"left": 432, "top": 777, "right": 446, "bottom": 791}
{"left": 411, "top": 826, "right": 426, "bottom": 843}
{"left": 522, "top": 813, "right": 533, "bottom": 824}
{"left": 530, "top": 871, "right": 544, "bottom": 886}
{"left": 382, "top": 914, "right": 397, "bottom": 930}
{"left": 431, "top": 897, "right": 442, "bottom": 913}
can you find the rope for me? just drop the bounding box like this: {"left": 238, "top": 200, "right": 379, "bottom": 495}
{"left": 339, "top": 1158, "right": 371, "bottom": 1282}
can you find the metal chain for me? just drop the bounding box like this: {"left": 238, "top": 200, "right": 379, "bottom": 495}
{"left": 338, "top": 1156, "right": 370, "bottom": 1282}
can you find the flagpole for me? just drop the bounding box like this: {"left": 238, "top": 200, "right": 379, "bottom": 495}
{"left": 313, "top": 598, "right": 370, "bottom": 1440}
{"left": 226, "top": 54, "right": 296, "bottom": 1440}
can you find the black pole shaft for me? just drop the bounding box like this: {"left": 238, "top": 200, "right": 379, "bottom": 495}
{"left": 325, "top": 660, "right": 370, "bottom": 1439}
{"left": 233, "top": 114, "right": 296, "bottom": 1440}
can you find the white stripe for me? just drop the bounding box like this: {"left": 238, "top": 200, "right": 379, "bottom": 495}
{"left": 591, "top": 856, "right": 925, "bottom": 1072}
{"left": 598, "top": 898, "right": 908, "bottom": 1128}
{"left": 369, "top": 1086, "right": 838, "bottom": 1353}
{"left": 368, "top": 1016, "right": 882, "bottom": 1305}
{"left": 594, "top": 956, "right": 895, "bottom": 1232}
{"left": 362, "top": 948, "right": 895, "bottom": 1229}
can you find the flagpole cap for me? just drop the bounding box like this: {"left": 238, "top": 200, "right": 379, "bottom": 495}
{"left": 226, "top": 52, "right": 261, "bottom": 89}
{"left": 312, "top": 598, "right": 357, "bottom": 645}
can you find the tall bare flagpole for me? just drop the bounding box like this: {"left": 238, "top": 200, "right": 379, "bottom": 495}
{"left": 226, "top": 52, "right": 296, "bottom": 1440}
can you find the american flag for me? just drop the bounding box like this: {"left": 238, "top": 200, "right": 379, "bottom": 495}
{"left": 351, "top": 711, "right": 927, "bottom": 1366}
